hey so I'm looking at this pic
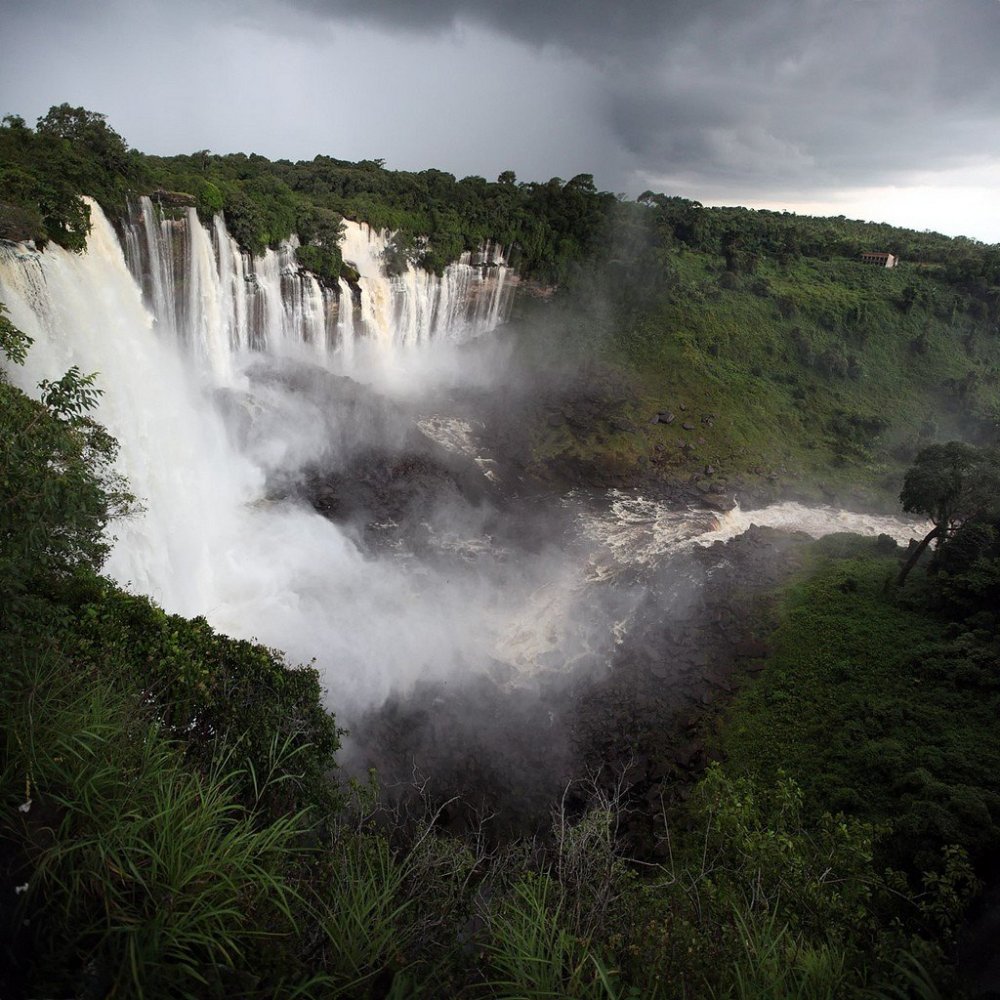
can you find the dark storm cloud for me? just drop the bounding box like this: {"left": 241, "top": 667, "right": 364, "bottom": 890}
{"left": 281, "top": 0, "right": 684, "bottom": 55}
{"left": 2, "top": 0, "right": 998, "bottom": 237}
{"left": 282, "top": 0, "right": 1000, "bottom": 195}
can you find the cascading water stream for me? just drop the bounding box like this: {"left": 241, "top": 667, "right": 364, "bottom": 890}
{"left": 573, "top": 491, "right": 924, "bottom": 577}
{"left": 337, "top": 220, "right": 515, "bottom": 351}
{"left": 120, "top": 196, "right": 515, "bottom": 373}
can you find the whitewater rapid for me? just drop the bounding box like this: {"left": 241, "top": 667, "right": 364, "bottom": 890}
{"left": 0, "top": 202, "right": 923, "bottom": 711}
{"left": 573, "top": 491, "right": 923, "bottom": 579}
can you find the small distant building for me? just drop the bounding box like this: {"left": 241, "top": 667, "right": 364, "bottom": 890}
{"left": 860, "top": 251, "right": 898, "bottom": 268}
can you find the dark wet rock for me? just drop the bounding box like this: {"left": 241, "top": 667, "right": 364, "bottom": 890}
{"left": 735, "top": 638, "right": 771, "bottom": 659}
{"left": 659, "top": 411, "right": 676, "bottom": 424}
{"left": 0, "top": 204, "right": 43, "bottom": 243}
{"left": 348, "top": 675, "right": 576, "bottom": 839}
{"left": 150, "top": 188, "right": 197, "bottom": 209}
{"left": 701, "top": 493, "right": 735, "bottom": 511}
{"left": 672, "top": 742, "right": 703, "bottom": 770}
{"left": 238, "top": 357, "right": 501, "bottom": 552}
{"left": 306, "top": 449, "right": 489, "bottom": 535}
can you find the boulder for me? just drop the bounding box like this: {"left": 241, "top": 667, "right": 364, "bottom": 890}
{"left": 701, "top": 493, "right": 735, "bottom": 511}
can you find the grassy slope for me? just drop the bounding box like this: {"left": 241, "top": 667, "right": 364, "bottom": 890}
{"left": 528, "top": 251, "right": 1000, "bottom": 504}
{"left": 714, "top": 545, "right": 1000, "bottom": 870}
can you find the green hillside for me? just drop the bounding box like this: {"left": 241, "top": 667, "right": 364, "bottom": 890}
{"left": 523, "top": 233, "right": 1000, "bottom": 502}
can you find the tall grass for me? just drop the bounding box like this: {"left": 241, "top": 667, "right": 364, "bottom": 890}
{"left": 314, "top": 832, "right": 418, "bottom": 996}
{"left": 709, "top": 908, "right": 847, "bottom": 1000}
{"left": 1, "top": 643, "right": 309, "bottom": 998}
{"left": 483, "top": 872, "right": 621, "bottom": 1000}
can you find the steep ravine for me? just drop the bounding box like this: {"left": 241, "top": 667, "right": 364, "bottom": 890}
{"left": 0, "top": 203, "right": 923, "bottom": 812}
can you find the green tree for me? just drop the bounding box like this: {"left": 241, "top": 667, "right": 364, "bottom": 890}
{"left": 0, "top": 306, "right": 133, "bottom": 616}
{"left": 896, "top": 442, "right": 1000, "bottom": 587}
{"left": 36, "top": 103, "right": 131, "bottom": 176}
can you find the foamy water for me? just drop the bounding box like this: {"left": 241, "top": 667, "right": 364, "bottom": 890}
{"left": 574, "top": 491, "right": 924, "bottom": 581}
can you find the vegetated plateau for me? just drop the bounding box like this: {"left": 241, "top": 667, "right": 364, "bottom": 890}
{"left": 1, "top": 105, "right": 1000, "bottom": 998}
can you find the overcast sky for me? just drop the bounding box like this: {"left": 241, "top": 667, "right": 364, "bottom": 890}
{"left": 2, "top": 0, "right": 999, "bottom": 241}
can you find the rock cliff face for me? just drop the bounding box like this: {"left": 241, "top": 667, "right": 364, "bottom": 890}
{"left": 120, "top": 195, "right": 516, "bottom": 380}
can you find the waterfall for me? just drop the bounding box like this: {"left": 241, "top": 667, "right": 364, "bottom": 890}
{"left": 118, "top": 196, "right": 514, "bottom": 373}
{"left": 0, "top": 205, "right": 261, "bottom": 612}
{"left": 0, "top": 203, "right": 927, "bottom": 713}
{"left": 337, "top": 277, "right": 356, "bottom": 364}
{"left": 336, "top": 219, "right": 515, "bottom": 352}
{"left": 0, "top": 200, "right": 521, "bottom": 713}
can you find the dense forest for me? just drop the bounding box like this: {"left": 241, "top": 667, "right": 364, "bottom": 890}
{"left": 2, "top": 105, "right": 1000, "bottom": 997}
{"left": 4, "top": 104, "right": 1000, "bottom": 291}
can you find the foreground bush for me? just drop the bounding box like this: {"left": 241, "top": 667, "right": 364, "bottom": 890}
{"left": 0, "top": 640, "right": 312, "bottom": 998}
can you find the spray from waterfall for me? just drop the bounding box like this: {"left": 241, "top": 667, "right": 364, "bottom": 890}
{"left": 0, "top": 201, "right": 568, "bottom": 718}
{"left": 0, "top": 199, "right": 922, "bottom": 729}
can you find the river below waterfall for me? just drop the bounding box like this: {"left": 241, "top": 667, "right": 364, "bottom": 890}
{"left": 0, "top": 203, "right": 925, "bottom": 828}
